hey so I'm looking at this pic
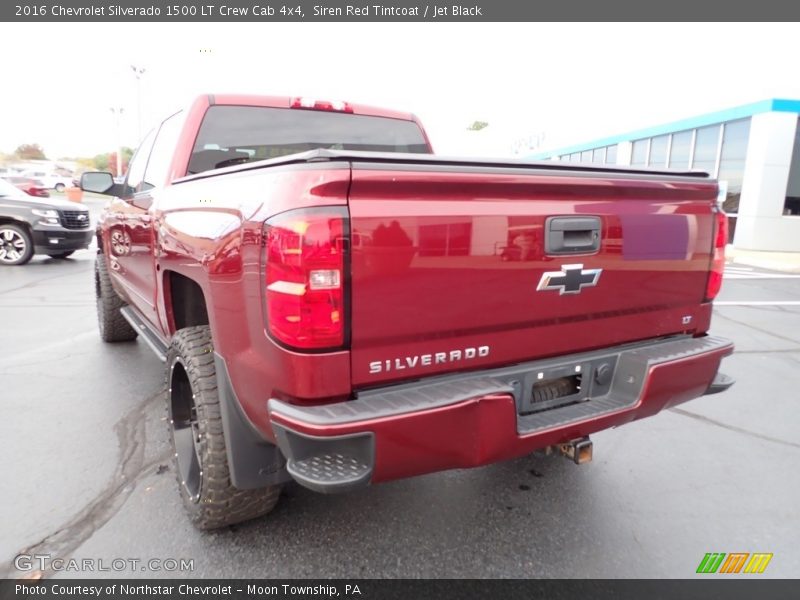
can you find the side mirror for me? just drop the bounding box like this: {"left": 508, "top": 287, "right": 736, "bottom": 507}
{"left": 81, "top": 172, "right": 124, "bottom": 196}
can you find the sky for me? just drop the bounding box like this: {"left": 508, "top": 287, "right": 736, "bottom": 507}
{"left": 2, "top": 22, "right": 800, "bottom": 162}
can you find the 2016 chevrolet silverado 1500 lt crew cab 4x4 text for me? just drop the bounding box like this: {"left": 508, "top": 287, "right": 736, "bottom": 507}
{"left": 81, "top": 94, "right": 734, "bottom": 529}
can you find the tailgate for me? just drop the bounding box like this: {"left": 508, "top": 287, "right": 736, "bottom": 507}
{"left": 347, "top": 162, "right": 718, "bottom": 387}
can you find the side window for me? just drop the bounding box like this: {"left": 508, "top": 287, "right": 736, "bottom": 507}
{"left": 143, "top": 111, "right": 183, "bottom": 189}
{"left": 126, "top": 129, "right": 157, "bottom": 194}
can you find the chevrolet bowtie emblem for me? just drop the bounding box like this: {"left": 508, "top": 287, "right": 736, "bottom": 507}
{"left": 536, "top": 264, "right": 602, "bottom": 295}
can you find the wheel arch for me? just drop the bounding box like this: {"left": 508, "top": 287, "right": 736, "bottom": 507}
{"left": 164, "top": 270, "right": 210, "bottom": 335}
{"left": 0, "top": 216, "right": 33, "bottom": 237}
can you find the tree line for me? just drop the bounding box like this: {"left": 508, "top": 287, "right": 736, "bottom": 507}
{"left": 4, "top": 144, "right": 135, "bottom": 176}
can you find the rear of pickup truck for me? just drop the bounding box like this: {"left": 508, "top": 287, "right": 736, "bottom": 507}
{"left": 259, "top": 152, "right": 733, "bottom": 493}
{"left": 87, "top": 95, "right": 732, "bottom": 529}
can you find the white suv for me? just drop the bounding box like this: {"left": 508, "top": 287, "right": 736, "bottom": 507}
{"left": 21, "top": 170, "right": 73, "bottom": 193}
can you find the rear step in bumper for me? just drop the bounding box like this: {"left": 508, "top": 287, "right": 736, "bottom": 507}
{"left": 705, "top": 371, "right": 735, "bottom": 395}
{"left": 269, "top": 335, "right": 733, "bottom": 493}
{"left": 272, "top": 426, "right": 374, "bottom": 494}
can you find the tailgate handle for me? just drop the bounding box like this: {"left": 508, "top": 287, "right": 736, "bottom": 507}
{"left": 545, "top": 216, "right": 601, "bottom": 255}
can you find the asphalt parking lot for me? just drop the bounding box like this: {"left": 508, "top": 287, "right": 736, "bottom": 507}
{"left": 1, "top": 209, "right": 798, "bottom": 579}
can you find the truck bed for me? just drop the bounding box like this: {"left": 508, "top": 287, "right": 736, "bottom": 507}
{"left": 173, "top": 149, "right": 719, "bottom": 389}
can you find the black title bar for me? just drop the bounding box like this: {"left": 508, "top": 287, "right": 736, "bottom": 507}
{"left": 3, "top": 579, "right": 800, "bottom": 600}
{"left": 3, "top": 0, "right": 800, "bottom": 21}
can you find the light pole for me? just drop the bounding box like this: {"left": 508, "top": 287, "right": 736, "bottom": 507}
{"left": 110, "top": 107, "right": 124, "bottom": 177}
{"left": 130, "top": 65, "right": 146, "bottom": 142}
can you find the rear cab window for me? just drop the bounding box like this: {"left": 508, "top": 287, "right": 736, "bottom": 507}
{"left": 187, "top": 106, "right": 431, "bottom": 175}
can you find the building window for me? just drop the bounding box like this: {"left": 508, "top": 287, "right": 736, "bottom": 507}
{"left": 718, "top": 118, "right": 751, "bottom": 214}
{"left": 692, "top": 124, "right": 720, "bottom": 176}
{"left": 605, "top": 145, "right": 617, "bottom": 165}
{"left": 669, "top": 130, "right": 692, "bottom": 169}
{"left": 631, "top": 139, "right": 648, "bottom": 166}
{"left": 592, "top": 147, "right": 606, "bottom": 164}
{"left": 784, "top": 118, "right": 800, "bottom": 216}
{"left": 649, "top": 135, "right": 669, "bottom": 168}
{"left": 418, "top": 222, "right": 472, "bottom": 257}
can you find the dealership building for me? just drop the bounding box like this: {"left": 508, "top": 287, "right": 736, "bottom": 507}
{"left": 527, "top": 99, "right": 800, "bottom": 251}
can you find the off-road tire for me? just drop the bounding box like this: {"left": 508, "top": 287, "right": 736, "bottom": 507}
{"left": 94, "top": 253, "right": 138, "bottom": 342}
{"left": 0, "top": 223, "right": 34, "bottom": 266}
{"left": 48, "top": 251, "right": 75, "bottom": 259}
{"left": 167, "top": 326, "right": 282, "bottom": 530}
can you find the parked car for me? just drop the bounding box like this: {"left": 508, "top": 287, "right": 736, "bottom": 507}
{"left": 20, "top": 170, "right": 73, "bottom": 193}
{"left": 0, "top": 177, "right": 92, "bottom": 265}
{"left": 0, "top": 167, "right": 23, "bottom": 178}
{"left": 2, "top": 176, "right": 50, "bottom": 197}
{"left": 81, "top": 93, "right": 733, "bottom": 530}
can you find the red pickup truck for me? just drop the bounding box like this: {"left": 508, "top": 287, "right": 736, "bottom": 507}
{"left": 82, "top": 94, "right": 734, "bottom": 530}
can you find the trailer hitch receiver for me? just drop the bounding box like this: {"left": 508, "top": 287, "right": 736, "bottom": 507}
{"left": 558, "top": 436, "right": 593, "bottom": 464}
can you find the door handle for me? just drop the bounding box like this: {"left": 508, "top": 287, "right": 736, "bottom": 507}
{"left": 545, "top": 216, "right": 601, "bottom": 255}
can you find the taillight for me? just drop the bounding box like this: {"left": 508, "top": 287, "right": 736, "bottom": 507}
{"left": 264, "top": 208, "right": 348, "bottom": 350}
{"left": 705, "top": 209, "right": 728, "bottom": 301}
{"left": 290, "top": 97, "right": 353, "bottom": 113}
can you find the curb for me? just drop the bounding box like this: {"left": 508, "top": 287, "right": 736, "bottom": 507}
{"left": 727, "top": 257, "right": 800, "bottom": 274}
